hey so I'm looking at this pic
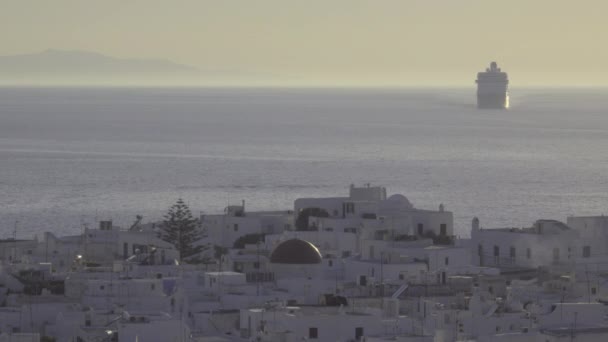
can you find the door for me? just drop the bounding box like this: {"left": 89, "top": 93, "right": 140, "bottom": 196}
{"left": 355, "top": 327, "right": 364, "bottom": 340}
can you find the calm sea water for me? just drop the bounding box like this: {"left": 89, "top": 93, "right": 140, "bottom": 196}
{"left": 1, "top": 87, "right": 607, "bottom": 238}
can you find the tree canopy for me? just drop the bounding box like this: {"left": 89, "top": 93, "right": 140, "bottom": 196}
{"left": 233, "top": 233, "right": 265, "bottom": 249}
{"left": 295, "top": 207, "right": 329, "bottom": 231}
{"left": 159, "top": 198, "right": 206, "bottom": 263}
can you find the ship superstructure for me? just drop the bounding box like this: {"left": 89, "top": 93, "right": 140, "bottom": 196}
{"left": 476, "top": 61, "right": 509, "bottom": 109}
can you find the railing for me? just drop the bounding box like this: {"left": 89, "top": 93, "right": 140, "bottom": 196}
{"left": 245, "top": 272, "right": 275, "bottom": 283}
{"left": 478, "top": 253, "right": 518, "bottom": 268}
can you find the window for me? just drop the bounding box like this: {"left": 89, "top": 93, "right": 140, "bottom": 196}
{"left": 510, "top": 246, "right": 516, "bottom": 259}
{"left": 346, "top": 203, "right": 355, "bottom": 213}
{"left": 233, "top": 224, "right": 238, "bottom": 232}
{"left": 583, "top": 246, "right": 591, "bottom": 258}
{"left": 328, "top": 260, "right": 333, "bottom": 267}
{"left": 445, "top": 257, "right": 449, "bottom": 266}
{"left": 553, "top": 248, "right": 560, "bottom": 263}
{"left": 526, "top": 248, "right": 531, "bottom": 259}
{"left": 417, "top": 224, "right": 424, "bottom": 235}
{"left": 253, "top": 262, "right": 260, "bottom": 269}
{"left": 592, "top": 287, "right": 597, "bottom": 295}
{"left": 440, "top": 224, "right": 447, "bottom": 236}
{"left": 151, "top": 283, "right": 156, "bottom": 290}
{"left": 309, "top": 327, "right": 318, "bottom": 339}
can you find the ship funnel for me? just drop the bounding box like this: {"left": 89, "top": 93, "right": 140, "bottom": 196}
{"left": 490, "top": 61, "right": 498, "bottom": 71}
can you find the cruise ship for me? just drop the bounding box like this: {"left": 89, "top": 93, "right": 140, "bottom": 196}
{"left": 476, "top": 61, "right": 509, "bottom": 109}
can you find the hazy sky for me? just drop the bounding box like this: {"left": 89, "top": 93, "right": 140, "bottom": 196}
{"left": 1, "top": 0, "right": 607, "bottom": 86}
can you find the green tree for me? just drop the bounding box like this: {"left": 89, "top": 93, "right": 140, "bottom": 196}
{"left": 159, "top": 199, "right": 205, "bottom": 263}
{"left": 295, "top": 207, "right": 329, "bottom": 231}
{"left": 233, "top": 233, "right": 265, "bottom": 249}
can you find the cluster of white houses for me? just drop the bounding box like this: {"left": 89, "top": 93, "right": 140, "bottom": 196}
{"left": 2, "top": 185, "right": 608, "bottom": 341}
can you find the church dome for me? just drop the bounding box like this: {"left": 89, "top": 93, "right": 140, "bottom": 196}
{"left": 270, "top": 239, "right": 322, "bottom": 264}
{"left": 378, "top": 194, "right": 414, "bottom": 213}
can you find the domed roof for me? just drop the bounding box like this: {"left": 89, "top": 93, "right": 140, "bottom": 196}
{"left": 270, "top": 239, "right": 322, "bottom": 264}
{"left": 378, "top": 194, "right": 414, "bottom": 213}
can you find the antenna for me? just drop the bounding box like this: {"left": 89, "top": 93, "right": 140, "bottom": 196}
{"left": 585, "top": 264, "right": 591, "bottom": 303}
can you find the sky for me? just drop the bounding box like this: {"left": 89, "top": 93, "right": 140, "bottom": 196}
{"left": 1, "top": 0, "right": 607, "bottom": 86}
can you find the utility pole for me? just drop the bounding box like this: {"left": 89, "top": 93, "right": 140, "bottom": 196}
{"left": 585, "top": 264, "right": 591, "bottom": 303}
{"left": 256, "top": 239, "right": 260, "bottom": 297}
{"left": 380, "top": 252, "right": 384, "bottom": 298}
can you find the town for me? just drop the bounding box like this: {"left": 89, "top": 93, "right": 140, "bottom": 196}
{"left": 1, "top": 184, "right": 608, "bottom": 341}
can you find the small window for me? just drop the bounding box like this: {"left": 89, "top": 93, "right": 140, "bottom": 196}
{"left": 440, "top": 224, "right": 447, "bottom": 236}
{"left": 309, "top": 327, "right": 318, "bottom": 339}
{"left": 348, "top": 203, "right": 355, "bottom": 213}
{"left": 445, "top": 257, "right": 449, "bottom": 266}
{"left": 233, "top": 224, "right": 238, "bottom": 232}
{"left": 583, "top": 246, "right": 591, "bottom": 258}
{"left": 592, "top": 287, "right": 597, "bottom": 295}
{"left": 328, "top": 260, "right": 333, "bottom": 267}
{"left": 399, "top": 274, "right": 404, "bottom": 280}
{"left": 526, "top": 248, "right": 531, "bottom": 259}
{"left": 417, "top": 224, "right": 424, "bottom": 235}
{"left": 151, "top": 283, "right": 156, "bottom": 290}
{"left": 253, "top": 262, "right": 260, "bottom": 269}
{"left": 510, "top": 247, "right": 516, "bottom": 259}
{"left": 100, "top": 285, "right": 105, "bottom": 290}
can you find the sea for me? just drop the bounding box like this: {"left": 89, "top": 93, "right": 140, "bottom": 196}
{"left": 1, "top": 87, "right": 607, "bottom": 238}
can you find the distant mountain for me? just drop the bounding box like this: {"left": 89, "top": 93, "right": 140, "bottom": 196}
{"left": 0, "top": 49, "right": 276, "bottom": 85}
